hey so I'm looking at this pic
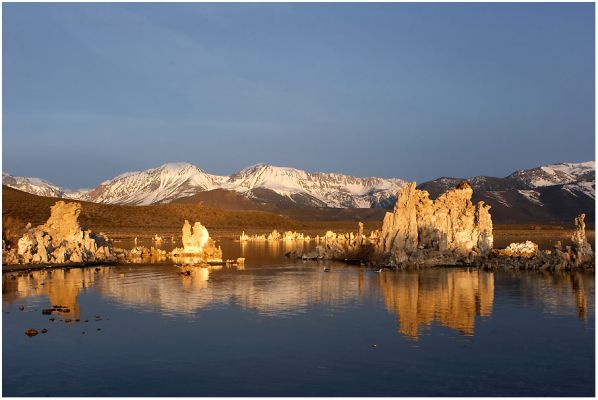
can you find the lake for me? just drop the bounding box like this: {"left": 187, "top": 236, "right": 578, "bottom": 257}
{"left": 2, "top": 241, "right": 595, "bottom": 396}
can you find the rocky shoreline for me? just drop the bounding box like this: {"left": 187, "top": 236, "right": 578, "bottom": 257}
{"left": 2, "top": 201, "right": 244, "bottom": 269}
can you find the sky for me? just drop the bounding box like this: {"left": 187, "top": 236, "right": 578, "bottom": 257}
{"left": 3, "top": 3, "right": 595, "bottom": 189}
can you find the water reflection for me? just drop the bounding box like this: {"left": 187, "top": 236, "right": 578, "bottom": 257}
{"left": 503, "top": 271, "right": 594, "bottom": 321}
{"left": 379, "top": 270, "right": 494, "bottom": 338}
{"left": 3, "top": 261, "right": 593, "bottom": 339}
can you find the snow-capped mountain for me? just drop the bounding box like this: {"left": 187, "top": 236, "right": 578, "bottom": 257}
{"left": 2, "top": 173, "right": 67, "bottom": 198}
{"left": 508, "top": 161, "right": 595, "bottom": 188}
{"left": 222, "top": 163, "right": 405, "bottom": 208}
{"left": 83, "top": 163, "right": 227, "bottom": 205}
{"left": 3, "top": 162, "right": 405, "bottom": 208}
{"left": 86, "top": 162, "right": 405, "bottom": 208}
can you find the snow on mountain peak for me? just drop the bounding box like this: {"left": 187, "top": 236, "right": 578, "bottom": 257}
{"left": 84, "top": 162, "right": 407, "bottom": 208}
{"left": 4, "top": 160, "right": 594, "bottom": 209}
{"left": 224, "top": 164, "right": 406, "bottom": 207}
{"left": 2, "top": 172, "right": 66, "bottom": 198}
{"left": 508, "top": 161, "right": 595, "bottom": 188}
{"left": 85, "top": 162, "right": 226, "bottom": 205}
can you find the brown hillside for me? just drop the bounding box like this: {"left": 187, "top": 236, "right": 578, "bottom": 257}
{"left": 173, "top": 189, "right": 387, "bottom": 222}
{"left": 2, "top": 185, "right": 303, "bottom": 240}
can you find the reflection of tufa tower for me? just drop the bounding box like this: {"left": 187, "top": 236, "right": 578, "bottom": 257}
{"left": 3, "top": 268, "right": 111, "bottom": 319}
{"left": 571, "top": 272, "right": 589, "bottom": 320}
{"left": 379, "top": 270, "right": 494, "bottom": 338}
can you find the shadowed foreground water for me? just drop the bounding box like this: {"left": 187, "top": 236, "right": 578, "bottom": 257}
{"left": 3, "top": 241, "right": 595, "bottom": 396}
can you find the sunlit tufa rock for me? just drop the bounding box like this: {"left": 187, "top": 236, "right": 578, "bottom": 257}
{"left": 496, "top": 241, "right": 539, "bottom": 258}
{"left": 14, "top": 201, "right": 114, "bottom": 265}
{"left": 171, "top": 220, "right": 222, "bottom": 263}
{"left": 572, "top": 213, "right": 593, "bottom": 266}
{"left": 377, "top": 182, "right": 493, "bottom": 267}
{"left": 239, "top": 229, "right": 308, "bottom": 242}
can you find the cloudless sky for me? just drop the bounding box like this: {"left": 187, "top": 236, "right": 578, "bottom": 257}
{"left": 3, "top": 3, "right": 595, "bottom": 188}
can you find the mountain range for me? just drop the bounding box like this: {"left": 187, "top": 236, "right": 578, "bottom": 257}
{"left": 3, "top": 161, "right": 595, "bottom": 224}
{"left": 418, "top": 161, "right": 594, "bottom": 224}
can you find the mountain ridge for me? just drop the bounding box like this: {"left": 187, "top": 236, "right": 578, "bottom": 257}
{"left": 4, "top": 162, "right": 407, "bottom": 208}
{"left": 417, "top": 161, "right": 594, "bottom": 224}
{"left": 3, "top": 161, "right": 594, "bottom": 223}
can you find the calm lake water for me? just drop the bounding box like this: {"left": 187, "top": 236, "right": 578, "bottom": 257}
{"left": 3, "top": 241, "right": 595, "bottom": 396}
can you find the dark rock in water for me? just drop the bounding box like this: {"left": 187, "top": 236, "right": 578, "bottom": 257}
{"left": 95, "top": 268, "right": 101, "bottom": 271}
{"left": 51, "top": 305, "right": 71, "bottom": 313}
{"left": 49, "top": 318, "right": 55, "bottom": 322}
{"left": 75, "top": 319, "right": 80, "bottom": 322}
{"left": 84, "top": 319, "right": 89, "bottom": 323}
{"left": 25, "top": 328, "right": 38, "bottom": 337}
{"left": 41, "top": 329, "right": 48, "bottom": 334}
{"left": 18, "top": 306, "right": 24, "bottom": 311}
{"left": 64, "top": 319, "right": 72, "bottom": 323}
{"left": 82, "top": 332, "right": 86, "bottom": 335}
{"left": 42, "top": 309, "right": 53, "bottom": 315}
{"left": 97, "top": 328, "right": 102, "bottom": 331}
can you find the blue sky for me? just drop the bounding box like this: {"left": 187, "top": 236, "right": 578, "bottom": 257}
{"left": 3, "top": 3, "right": 595, "bottom": 188}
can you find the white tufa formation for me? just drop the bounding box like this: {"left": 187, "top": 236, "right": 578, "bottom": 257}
{"left": 171, "top": 220, "right": 222, "bottom": 262}
{"left": 497, "top": 241, "right": 539, "bottom": 258}
{"left": 377, "top": 182, "right": 493, "bottom": 266}
{"left": 182, "top": 221, "right": 210, "bottom": 254}
{"left": 571, "top": 213, "right": 594, "bottom": 266}
{"left": 239, "top": 229, "right": 311, "bottom": 242}
{"left": 15, "top": 201, "right": 114, "bottom": 264}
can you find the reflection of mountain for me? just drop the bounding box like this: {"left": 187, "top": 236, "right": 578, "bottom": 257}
{"left": 379, "top": 270, "right": 494, "bottom": 338}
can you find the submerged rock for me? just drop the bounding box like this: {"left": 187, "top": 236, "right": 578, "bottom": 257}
{"left": 115, "top": 246, "right": 167, "bottom": 263}
{"left": 25, "top": 328, "right": 38, "bottom": 337}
